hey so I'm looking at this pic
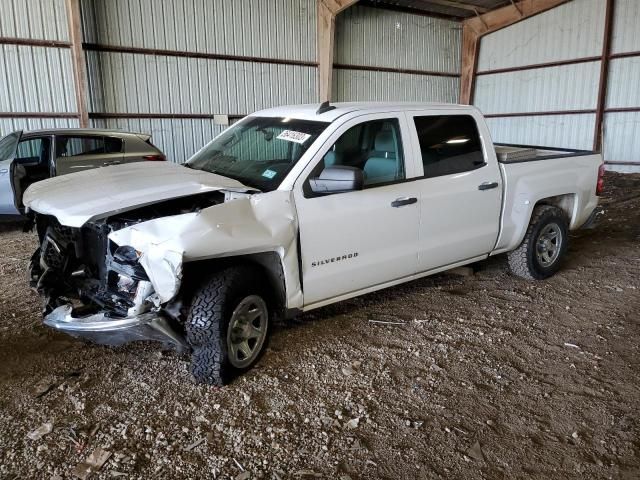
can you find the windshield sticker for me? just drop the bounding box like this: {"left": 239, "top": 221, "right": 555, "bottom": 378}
{"left": 276, "top": 130, "right": 311, "bottom": 144}
{"left": 262, "top": 169, "right": 277, "bottom": 179}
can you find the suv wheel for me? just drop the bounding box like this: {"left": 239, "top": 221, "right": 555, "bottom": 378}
{"left": 508, "top": 205, "right": 568, "bottom": 280}
{"left": 186, "top": 266, "right": 270, "bottom": 385}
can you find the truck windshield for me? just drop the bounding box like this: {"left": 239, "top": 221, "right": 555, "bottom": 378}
{"left": 186, "top": 117, "right": 329, "bottom": 191}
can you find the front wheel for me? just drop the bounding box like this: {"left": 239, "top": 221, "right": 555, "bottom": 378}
{"left": 186, "top": 266, "right": 270, "bottom": 385}
{"left": 508, "top": 205, "right": 568, "bottom": 280}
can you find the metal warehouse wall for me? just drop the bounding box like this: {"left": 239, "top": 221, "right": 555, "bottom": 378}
{"left": 0, "top": 1, "right": 464, "bottom": 163}
{"left": 473, "top": 0, "right": 605, "bottom": 151}
{"left": 605, "top": 0, "right": 640, "bottom": 172}
{"left": 473, "top": 0, "right": 640, "bottom": 172}
{"left": 333, "top": 6, "right": 461, "bottom": 103}
{"left": 0, "top": 0, "right": 79, "bottom": 132}
{"left": 81, "top": 0, "right": 318, "bottom": 162}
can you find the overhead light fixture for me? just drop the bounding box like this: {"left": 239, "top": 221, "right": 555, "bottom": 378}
{"left": 446, "top": 137, "right": 470, "bottom": 144}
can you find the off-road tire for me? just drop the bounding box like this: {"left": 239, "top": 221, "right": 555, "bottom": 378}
{"left": 508, "top": 205, "right": 568, "bottom": 280}
{"left": 186, "top": 265, "right": 270, "bottom": 386}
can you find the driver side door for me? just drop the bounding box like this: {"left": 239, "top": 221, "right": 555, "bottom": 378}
{"left": 293, "top": 113, "right": 421, "bottom": 307}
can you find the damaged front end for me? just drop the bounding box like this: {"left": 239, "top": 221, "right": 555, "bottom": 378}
{"left": 29, "top": 192, "right": 227, "bottom": 350}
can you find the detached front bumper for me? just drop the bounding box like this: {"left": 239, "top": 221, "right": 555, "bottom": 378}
{"left": 44, "top": 304, "right": 188, "bottom": 350}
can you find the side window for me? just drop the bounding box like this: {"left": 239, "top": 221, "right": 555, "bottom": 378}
{"left": 104, "top": 137, "right": 123, "bottom": 153}
{"left": 308, "top": 118, "right": 405, "bottom": 193}
{"left": 15, "top": 138, "right": 50, "bottom": 165}
{"left": 56, "top": 136, "right": 106, "bottom": 157}
{"left": 413, "top": 115, "right": 485, "bottom": 178}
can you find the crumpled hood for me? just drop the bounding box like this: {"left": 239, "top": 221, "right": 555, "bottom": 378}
{"left": 23, "top": 162, "right": 253, "bottom": 227}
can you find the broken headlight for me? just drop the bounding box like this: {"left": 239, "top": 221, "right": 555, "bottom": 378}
{"left": 113, "top": 245, "right": 140, "bottom": 265}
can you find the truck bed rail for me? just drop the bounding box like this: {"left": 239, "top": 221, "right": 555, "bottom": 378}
{"left": 495, "top": 143, "right": 597, "bottom": 164}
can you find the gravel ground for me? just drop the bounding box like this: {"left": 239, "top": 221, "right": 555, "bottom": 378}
{"left": 0, "top": 172, "right": 638, "bottom": 480}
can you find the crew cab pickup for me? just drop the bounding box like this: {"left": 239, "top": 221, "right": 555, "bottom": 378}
{"left": 24, "top": 102, "right": 604, "bottom": 385}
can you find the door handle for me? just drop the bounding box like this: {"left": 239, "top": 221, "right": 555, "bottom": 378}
{"left": 391, "top": 197, "right": 417, "bottom": 208}
{"left": 0, "top": 168, "right": 8, "bottom": 175}
{"left": 478, "top": 181, "right": 499, "bottom": 191}
{"left": 104, "top": 161, "right": 121, "bottom": 166}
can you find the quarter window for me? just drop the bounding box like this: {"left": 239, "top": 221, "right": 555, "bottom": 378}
{"left": 413, "top": 115, "right": 485, "bottom": 178}
{"left": 56, "top": 136, "right": 123, "bottom": 157}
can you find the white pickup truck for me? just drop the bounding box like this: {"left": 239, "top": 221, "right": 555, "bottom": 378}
{"left": 24, "top": 102, "right": 604, "bottom": 385}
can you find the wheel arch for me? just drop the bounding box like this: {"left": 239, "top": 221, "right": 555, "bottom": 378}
{"left": 534, "top": 193, "right": 575, "bottom": 224}
{"left": 180, "top": 252, "right": 288, "bottom": 321}
{"left": 500, "top": 194, "right": 575, "bottom": 253}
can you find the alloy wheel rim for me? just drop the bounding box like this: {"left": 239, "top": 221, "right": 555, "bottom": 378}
{"left": 536, "top": 223, "right": 562, "bottom": 267}
{"left": 227, "top": 295, "right": 268, "bottom": 369}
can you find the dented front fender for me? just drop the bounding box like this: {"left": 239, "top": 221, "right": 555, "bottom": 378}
{"left": 108, "top": 191, "right": 302, "bottom": 307}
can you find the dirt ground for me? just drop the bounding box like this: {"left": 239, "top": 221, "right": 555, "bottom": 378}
{"left": 0, "top": 172, "right": 638, "bottom": 480}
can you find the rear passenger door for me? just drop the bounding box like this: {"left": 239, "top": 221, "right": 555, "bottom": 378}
{"left": 54, "top": 135, "right": 124, "bottom": 175}
{"left": 407, "top": 112, "right": 502, "bottom": 272}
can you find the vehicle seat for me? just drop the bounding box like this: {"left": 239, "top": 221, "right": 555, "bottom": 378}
{"left": 323, "top": 150, "right": 339, "bottom": 167}
{"left": 323, "top": 143, "right": 346, "bottom": 168}
{"left": 363, "top": 128, "right": 399, "bottom": 184}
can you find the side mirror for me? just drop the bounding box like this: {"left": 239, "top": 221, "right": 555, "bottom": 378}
{"left": 309, "top": 166, "right": 363, "bottom": 195}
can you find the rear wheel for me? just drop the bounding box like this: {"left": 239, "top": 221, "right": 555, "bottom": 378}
{"left": 508, "top": 205, "right": 568, "bottom": 280}
{"left": 186, "top": 266, "right": 270, "bottom": 385}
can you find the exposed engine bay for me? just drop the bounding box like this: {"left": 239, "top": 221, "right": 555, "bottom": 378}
{"left": 29, "top": 191, "right": 226, "bottom": 342}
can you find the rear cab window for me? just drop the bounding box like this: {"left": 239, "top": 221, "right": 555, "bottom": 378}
{"left": 412, "top": 115, "right": 486, "bottom": 178}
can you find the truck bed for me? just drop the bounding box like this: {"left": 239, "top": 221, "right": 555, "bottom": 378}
{"left": 491, "top": 144, "right": 602, "bottom": 256}
{"left": 495, "top": 143, "right": 596, "bottom": 164}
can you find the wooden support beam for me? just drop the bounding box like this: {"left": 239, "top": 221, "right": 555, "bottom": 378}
{"left": 318, "top": 0, "right": 358, "bottom": 102}
{"left": 593, "top": 0, "right": 614, "bottom": 153}
{"left": 460, "top": 24, "right": 479, "bottom": 105}
{"left": 417, "top": 0, "right": 489, "bottom": 14}
{"left": 464, "top": 0, "right": 571, "bottom": 36}
{"left": 65, "top": 0, "right": 89, "bottom": 128}
{"left": 460, "top": 0, "right": 571, "bottom": 104}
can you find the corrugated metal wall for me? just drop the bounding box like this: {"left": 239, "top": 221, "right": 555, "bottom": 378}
{"left": 474, "top": 0, "right": 640, "bottom": 172}
{"left": 81, "top": 0, "right": 318, "bottom": 162}
{"left": 0, "top": 1, "right": 463, "bottom": 163}
{"left": 0, "top": 0, "right": 69, "bottom": 40}
{"left": 474, "top": 0, "right": 605, "bottom": 152}
{"left": 333, "top": 5, "right": 461, "bottom": 103}
{"left": 477, "top": 1, "right": 605, "bottom": 70}
{"left": 604, "top": 0, "right": 640, "bottom": 172}
{"left": 81, "top": 0, "right": 317, "bottom": 60}
{"left": 0, "top": 0, "right": 79, "bottom": 134}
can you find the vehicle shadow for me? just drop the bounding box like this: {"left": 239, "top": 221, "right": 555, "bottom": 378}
{"left": 278, "top": 269, "right": 478, "bottom": 330}
{"left": 0, "top": 219, "right": 27, "bottom": 233}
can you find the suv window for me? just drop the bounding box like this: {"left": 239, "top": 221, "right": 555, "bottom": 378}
{"left": 56, "top": 136, "right": 123, "bottom": 157}
{"left": 314, "top": 118, "right": 405, "bottom": 188}
{"left": 413, "top": 115, "right": 485, "bottom": 178}
{"left": 104, "top": 137, "right": 124, "bottom": 153}
{"left": 15, "top": 137, "right": 50, "bottom": 165}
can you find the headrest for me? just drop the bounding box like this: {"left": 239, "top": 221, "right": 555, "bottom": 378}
{"left": 374, "top": 128, "right": 395, "bottom": 152}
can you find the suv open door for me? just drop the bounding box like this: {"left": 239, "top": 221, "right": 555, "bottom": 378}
{"left": 0, "top": 131, "right": 21, "bottom": 217}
